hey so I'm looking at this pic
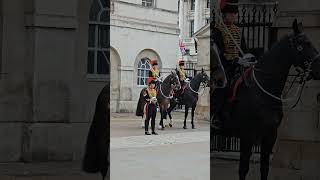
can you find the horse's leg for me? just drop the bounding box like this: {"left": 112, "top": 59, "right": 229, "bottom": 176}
{"left": 159, "top": 107, "right": 165, "bottom": 130}
{"left": 163, "top": 108, "right": 168, "bottom": 127}
{"left": 260, "top": 129, "right": 277, "bottom": 180}
{"left": 239, "top": 136, "right": 253, "bottom": 180}
{"left": 183, "top": 106, "right": 189, "bottom": 129}
{"left": 158, "top": 106, "right": 163, "bottom": 130}
{"left": 191, "top": 106, "right": 196, "bottom": 129}
{"left": 168, "top": 101, "right": 177, "bottom": 127}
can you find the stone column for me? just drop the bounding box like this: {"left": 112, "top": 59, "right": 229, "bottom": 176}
{"left": 179, "top": 0, "right": 185, "bottom": 39}
{"left": 194, "top": 0, "right": 202, "bottom": 32}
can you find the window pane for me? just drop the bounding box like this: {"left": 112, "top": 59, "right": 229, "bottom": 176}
{"left": 97, "top": 51, "right": 109, "bottom": 74}
{"left": 98, "top": 25, "right": 108, "bottom": 48}
{"left": 143, "top": 78, "right": 147, "bottom": 85}
{"left": 88, "top": 25, "right": 96, "bottom": 47}
{"left": 100, "top": 10, "right": 108, "bottom": 22}
{"left": 191, "top": 0, "right": 195, "bottom": 10}
{"left": 142, "top": 0, "right": 153, "bottom": 7}
{"left": 100, "top": 0, "right": 107, "bottom": 8}
{"left": 87, "top": 51, "right": 95, "bottom": 74}
{"left": 190, "top": 20, "right": 194, "bottom": 36}
{"left": 90, "top": 0, "right": 101, "bottom": 21}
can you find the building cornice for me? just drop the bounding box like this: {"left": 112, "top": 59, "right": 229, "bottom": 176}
{"left": 116, "top": 0, "right": 178, "bottom": 14}
{"left": 274, "top": 11, "right": 320, "bottom": 28}
{"left": 111, "top": 15, "right": 179, "bottom": 35}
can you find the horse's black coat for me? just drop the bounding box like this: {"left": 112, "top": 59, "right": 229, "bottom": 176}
{"left": 83, "top": 84, "right": 109, "bottom": 180}
{"left": 212, "top": 20, "right": 320, "bottom": 180}
{"left": 167, "top": 70, "right": 209, "bottom": 129}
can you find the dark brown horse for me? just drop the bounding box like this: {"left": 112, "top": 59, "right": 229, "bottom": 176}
{"left": 212, "top": 20, "right": 320, "bottom": 180}
{"left": 136, "top": 71, "right": 181, "bottom": 129}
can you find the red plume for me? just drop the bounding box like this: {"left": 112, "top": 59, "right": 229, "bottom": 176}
{"left": 220, "top": 0, "right": 227, "bottom": 10}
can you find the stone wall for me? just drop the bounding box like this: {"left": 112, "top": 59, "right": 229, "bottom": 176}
{"left": 0, "top": 0, "right": 97, "bottom": 162}
{"left": 194, "top": 25, "right": 210, "bottom": 121}
{"left": 271, "top": 0, "right": 320, "bottom": 178}
{"left": 110, "top": 0, "right": 179, "bottom": 112}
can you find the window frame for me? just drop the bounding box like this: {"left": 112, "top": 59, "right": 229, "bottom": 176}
{"left": 137, "top": 58, "right": 151, "bottom": 86}
{"left": 191, "top": 0, "right": 195, "bottom": 10}
{"left": 206, "top": 18, "right": 210, "bottom": 24}
{"left": 142, "top": 0, "right": 154, "bottom": 8}
{"left": 87, "top": 0, "right": 109, "bottom": 81}
{"left": 190, "top": 20, "right": 194, "bottom": 37}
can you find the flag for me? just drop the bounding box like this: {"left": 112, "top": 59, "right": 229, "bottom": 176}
{"left": 179, "top": 40, "right": 186, "bottom": 56}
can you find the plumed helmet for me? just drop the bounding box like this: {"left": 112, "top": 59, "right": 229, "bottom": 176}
{"left": 220, "top": 0, "right": 239, "bottom": 14}
{"left": 178, "top": 60, "right": 185, "bottom": 66}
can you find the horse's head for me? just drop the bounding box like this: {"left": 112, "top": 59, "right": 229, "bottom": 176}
{"left": 290, "top": 19, "right": 320, "bottom": 80}
{"left": 169, "top": 71, "right": 181, "bottom": 91}
{"left": 211, "top": 42, "right": 228, "bottom": 88}
{"left": 199, "top": 68, "right": 210, "bottom": 87}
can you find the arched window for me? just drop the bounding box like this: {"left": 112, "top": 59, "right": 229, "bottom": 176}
{"left": 137, "top": 58, "right": 151, "bottom": 86}
{"left": 87, "top": 0, "right": 109, "bottom": 78}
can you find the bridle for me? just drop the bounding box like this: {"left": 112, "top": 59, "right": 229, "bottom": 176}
{"left": 188, "top": 73, "right": 209, "bottom": 95}
{"left": 158, "top": 73, "right": 180, "bottom": 99}
{"left": 252, "top": 34, "right": 320, "bottom": 108}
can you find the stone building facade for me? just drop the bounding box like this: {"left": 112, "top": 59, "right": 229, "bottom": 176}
{"left": 193, "top": 23, "right": 210, "bottom": 121}
{"left": 0, "top": 0, "right": 108, "bottom": 163}
{"left": 110, "top": 0, "right": 180, "bottom": 113}
{"left": 270, "top": 0, "right": 320, "bottom": 177}
{"left": 178, "top": 0, "right": 211, "bottom": 61}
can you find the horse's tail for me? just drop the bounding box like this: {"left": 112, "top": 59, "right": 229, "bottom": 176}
{"left": 135, "top": 88, "right": 146, "bottom": 117}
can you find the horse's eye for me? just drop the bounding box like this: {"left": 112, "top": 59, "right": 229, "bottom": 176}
{"left": 297, "top": 45, "right": 303, "bottom": 51}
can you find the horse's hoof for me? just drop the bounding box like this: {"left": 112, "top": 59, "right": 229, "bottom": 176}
{"left": 192, "top": 126, "right": 196, "bottom": 129}
{"left": 169, "top": 123, "right": 172, "bottom": 127}
{"left": 183, "top": 126, "right": 187, "bottom": 129}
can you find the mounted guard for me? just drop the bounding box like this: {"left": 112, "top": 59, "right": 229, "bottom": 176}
{"left": 211, "top": 0, "right": 256, "bottom": 128}
{"left": 175, "top": 60, "right": 189, "bottom": 103}
{"left": 148, "top": 59, "right": 161, "bottom": 89}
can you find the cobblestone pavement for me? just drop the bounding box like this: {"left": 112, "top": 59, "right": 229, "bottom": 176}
{"left": 111, "top": 131, "right": 209, "bottom": 149}
{"left": 111, "top": 112, "right": 210, "bottom": 180}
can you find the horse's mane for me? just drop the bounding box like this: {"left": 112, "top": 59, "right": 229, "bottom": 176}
{"left": 257, "top": 34, "right": 292, "bottom": 64}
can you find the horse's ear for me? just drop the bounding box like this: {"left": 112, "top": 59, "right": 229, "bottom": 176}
{"left": 201, "top": 68, "right": 204, "bottom": 73}
{"left": 292, "top": 19, "right": 303, "bottom": 35}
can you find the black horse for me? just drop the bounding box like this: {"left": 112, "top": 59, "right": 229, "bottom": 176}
{"left": 167, "top": 69, "right": 210, "bottom": 129}
{"left": 82, "top": 84, "right": 109, "bottom": 180}
{"left": 136, "top": 71, "right": 181, "bottom": 129}
{"left": 212, "top": 19, "right": 320, "bottom": 180}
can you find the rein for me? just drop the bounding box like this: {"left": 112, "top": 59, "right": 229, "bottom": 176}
{"left": 157, "top": 74, "right": 180, "bottom": 99}
{"left": 158, "top": 84, "right": 174, "bottom": 99}
{"left": 187, "top": 81, "right": 207, "bottom": 95}
{"left": 252, "top": 68, "right": 305, "bottom": 103}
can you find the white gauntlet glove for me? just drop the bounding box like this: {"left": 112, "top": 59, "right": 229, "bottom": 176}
{"left": 238, "top": 53, "right": 257, "bottom": 67}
